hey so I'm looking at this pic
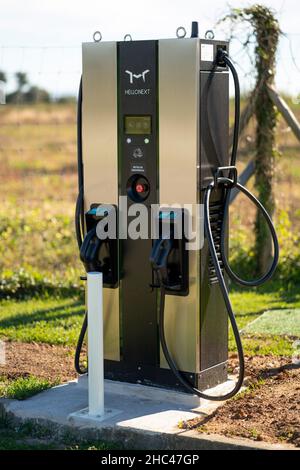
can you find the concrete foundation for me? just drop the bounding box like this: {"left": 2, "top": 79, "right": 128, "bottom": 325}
{"left": 67, "top": 374, "right": 234, "bottom": 431}
{"left": 1, "top": 376, "right": 296, "bottom": 450}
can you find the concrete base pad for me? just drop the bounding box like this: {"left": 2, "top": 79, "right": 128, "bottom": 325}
{"left": 65, "top": 374, "right": 237, "bottom": 431}
{"left": 1, "top": 377, "right": 296, "bottom": 450}
{"left": 69, "top": 406, "right": 122, "bottom": 427}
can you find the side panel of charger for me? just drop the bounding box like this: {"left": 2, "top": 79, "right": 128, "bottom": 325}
{"left": 82, "top": 42, "right": 120, "bottom": 361}
{"left": 199, "top": 41, "right": 229, "bottom": 386}
{"left": 158, "top": 38, "right": 200, "bottom": 375}
{"left": 159, "top": 38, "right": 229, "bottom": 388}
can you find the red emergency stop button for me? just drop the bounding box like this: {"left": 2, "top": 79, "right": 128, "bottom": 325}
{"left": 127, "top": 175, "right": 150, "bottom": 202}
{"left": 136, "top": 183, "right": 145, "bottom": 193}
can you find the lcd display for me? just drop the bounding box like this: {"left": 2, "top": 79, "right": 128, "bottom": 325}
{"left": 124, "top": 115, "right": 152, "bottom": 135}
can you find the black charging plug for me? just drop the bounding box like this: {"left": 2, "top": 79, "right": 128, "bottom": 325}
{"left": 216, "top": 47, "right": 228, "bottom": 67}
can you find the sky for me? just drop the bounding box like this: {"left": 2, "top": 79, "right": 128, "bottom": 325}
{"left": 0, "top": 0, "right": 299, "bottom": 97}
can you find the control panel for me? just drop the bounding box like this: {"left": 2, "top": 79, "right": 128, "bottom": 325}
{"left": 118, "top": 40, "right": 158, "bottom": 204}
{"left": 118, "top": 40, "right": 159, "bottom": 365}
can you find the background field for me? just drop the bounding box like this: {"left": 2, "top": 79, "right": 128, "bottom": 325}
{"left": 0, "top": 99, "right": 300, "bottom": 289}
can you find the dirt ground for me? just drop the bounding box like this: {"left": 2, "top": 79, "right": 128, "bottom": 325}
{"left": 183, "top": 355, "right": 300, "bottom": 448}
{"left": 1, "top": 341, "right": 299, "bottom": 447}
{"left": 0, "top": 341, "right": 78, "bottom": 383}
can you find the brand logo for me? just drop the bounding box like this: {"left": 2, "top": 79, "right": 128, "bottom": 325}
{"left": 125, "top": 69, "right": 150, "bottom": 84}
{"left": 125, "top": 88, "right": 150, "bottom": 96}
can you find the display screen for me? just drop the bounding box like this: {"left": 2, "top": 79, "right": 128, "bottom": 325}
{"left": 124, "top": 115, "right": 152, "bottom": 135}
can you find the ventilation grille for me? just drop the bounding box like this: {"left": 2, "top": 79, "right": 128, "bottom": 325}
{"left": 208, "top": 201, "right": 224, "bottom": 284}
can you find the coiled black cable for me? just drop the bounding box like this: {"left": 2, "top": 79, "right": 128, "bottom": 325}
{"left": 157, "top": 50, "right": 279, "bottom": 400}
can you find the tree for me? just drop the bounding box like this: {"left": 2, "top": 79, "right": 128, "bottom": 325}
{"left": 15, "top": 72, "right": 28, "bottom": 92}
{"left": 220, "top": 5, "right": 280, "bottom": 274}
{"left": 0, "top": 70, "right": 6, "bottom": 104}
{"left": 251, "top": 7, "right": 280, "bottom": 274}
{"left": 24, "top": 86, "right": 50, "bottom": 103}
{"left": 0, "top": 70, "right": 7, "bottom": 83}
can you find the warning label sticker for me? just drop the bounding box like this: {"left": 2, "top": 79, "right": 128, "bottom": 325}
{"left": 201, "top": 44, "right": 214, "bottom": 62}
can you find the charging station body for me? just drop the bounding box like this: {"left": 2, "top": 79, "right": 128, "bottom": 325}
{"left": 81, "top": 37, "right": 229, "bottom": 392}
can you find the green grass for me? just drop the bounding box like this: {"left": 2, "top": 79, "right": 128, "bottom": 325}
{"left": 235, "top": 334, "right": 295, "bottom": 356}
{"left": 229, "top": 290, "right": 300, "bottom": 356}
{"left": 0, "top": 288, "right": 299, "bottom": 356}
{"left": 0, "top": 433, "right": 56, "bottom": 450}
{"left": 0, "top": 434, "right": 116, "bottom": 451}
{"left": 0, "top": 297, "right": 85, "bottom": 345}
{"left": 0, "top": 376, "right": 57, "bottom": 400}
{"left": 243, "top": 309, "right": 300, "bottom": 337}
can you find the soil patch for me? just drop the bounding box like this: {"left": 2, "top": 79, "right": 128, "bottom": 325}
{"left": 183, "top": 355, "right": 300, "bottom": 448}
{"left": 0, "top": 340, "right": 79, "bottom": 383}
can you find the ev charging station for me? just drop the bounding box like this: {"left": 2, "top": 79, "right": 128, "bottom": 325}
{"left": 74, "top": 22, "right": 279, "bottom": 410}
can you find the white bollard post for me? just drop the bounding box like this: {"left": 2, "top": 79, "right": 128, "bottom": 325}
{"left": 87, "top": 272, "right": 104, "bottom": 417}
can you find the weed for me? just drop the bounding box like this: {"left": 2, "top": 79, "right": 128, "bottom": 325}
{"left": 0, "top": 376, "right": 57, "bottom": 400}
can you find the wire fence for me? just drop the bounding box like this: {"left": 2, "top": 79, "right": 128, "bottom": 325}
{"left": 0, "top": 45, "right": 81, "bottom": 99}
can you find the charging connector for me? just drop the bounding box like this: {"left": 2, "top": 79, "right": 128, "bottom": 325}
{"left": 216, "top": 47, "right": 228, "bottom": 68}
